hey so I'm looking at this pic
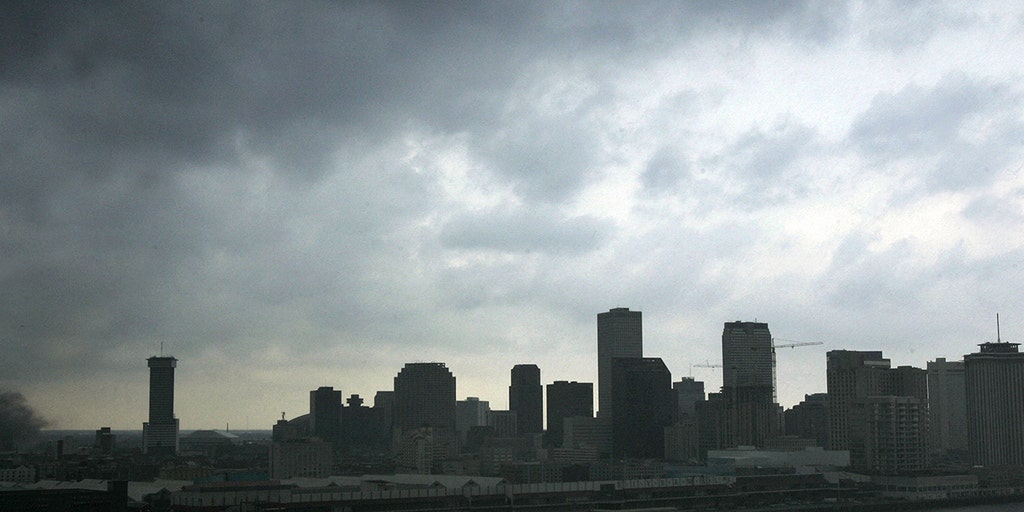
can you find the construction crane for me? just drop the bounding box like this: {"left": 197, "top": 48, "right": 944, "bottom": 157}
{"left": 693, "top": 360, "right": 722, "bottom": 368}
{"left": 773, "top": 339, "right": 823, "bottom": 349}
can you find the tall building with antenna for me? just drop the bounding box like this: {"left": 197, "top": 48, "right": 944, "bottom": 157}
{"left": 965, "top": 315, "right": 1024, "bottom": 466}
{"left": 143, "top": 355, "right": 179, "bottom": 456}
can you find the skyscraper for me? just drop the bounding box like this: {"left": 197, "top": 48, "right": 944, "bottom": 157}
{"left": 546, "top": 381, "right": 593, "bottom": 447}
{"left": 393, "top": 362, "right": 456, "bottom": 432}
{"left": 610, "top": 357, "right": 672, "bottom": 458}
{"left": 964, "top": 341, "right": 1024, "bottom": 466}
{"left": 143, "top": 356, "right": 179, "bottom": 456}
{"left": 721, "top": 321, "right": 774, "bottom": 393}
{"left": 309, "top": 386, "right": 342, "bottom": 444}
{"left": 714, "top": 321, "right": 779, "bottom": 448}
{"left": 597, "top": 308, "right": 642, "bottom": 418}
{"left": 509, "top": 364, "right": 543, "bottom": 435}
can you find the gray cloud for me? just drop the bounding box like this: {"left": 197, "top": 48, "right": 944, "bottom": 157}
{"left": 2, "top": 2, "right": 1023, "bottom": 426}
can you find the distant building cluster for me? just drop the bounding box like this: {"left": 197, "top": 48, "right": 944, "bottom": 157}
{"left": 5, "top": 308, "right": 1024, "bottom": 511}
{"left": 158, "top": 307, "right": 1016, "bottom": 481}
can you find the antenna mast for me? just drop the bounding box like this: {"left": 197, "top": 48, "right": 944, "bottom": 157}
{"left": 997, "top": 313, "right": 1002, "bottom": 343}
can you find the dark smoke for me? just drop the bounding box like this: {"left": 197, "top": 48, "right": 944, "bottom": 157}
{"left": 0, "top": 390, "right": 47, "bottom": 451}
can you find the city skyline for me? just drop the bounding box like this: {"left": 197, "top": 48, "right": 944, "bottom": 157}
{"left": 3, "top": 2, "right": 1024, "bottom": 431}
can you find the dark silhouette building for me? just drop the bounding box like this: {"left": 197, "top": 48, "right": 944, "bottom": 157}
{"left": 784, "top": 393, "right": 830, "bottom": 448}
{"left": 610, "top": 357, "right": 672, "bottom": 458}
{"left": 509, "top": 364, "right": 543, "bottom": 435}
{"left": 309, "top": 386, "right": 342, "bottom": 444}
{"left": 143, "top": 356, "right": 179, "bottom": 456}
{"left": 393, "top": 363, "right": 456, "bottom": 432}
{"left": 546, "top": 380, "right": 593, "bottom": 447}
{"left": 340, "top": 394, "right": 388, "bottom": 453}
{"left": 965, "top": 340, "right": 1024, "bottom": 466}
{"left": 597, "top": 308, "right": 643, "bottom": 418}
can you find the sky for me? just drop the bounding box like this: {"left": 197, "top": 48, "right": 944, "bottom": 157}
{"left": 2, "top": 1, "right": 1024, "bottom": 431}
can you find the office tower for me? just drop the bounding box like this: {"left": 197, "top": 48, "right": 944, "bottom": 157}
{"left": 673, "top": 377, "right": 705, "bottom": 422}
{"left": 546, "top": 381, "right": 593, "bottom": 448}
{"left": 927, "top": 358, "right": 967, "bottom": 455}
{"left": 509, "top": 364, "right": 543, "bottom": 435}
{"left": 714, "top": 321, "right": 780, "bottom": 448}
{"left": 143, "top": 356, "right": 179, "bottom": 456}
{"left": 826, "top": 350, "right": 928, "bottom": 472}
{"left": 722, "top": 321, "right": 774, "bottom": 395}
{"left": 610, "top": 357, "right": 673, "bottom": 458}
{"left": 309, "top": 386, "right": 342, "bottom": 444}
{"left": 456, "top": 397, "right": 490, "bottom": 447}
{"left": 964, "top": 341, "right": 1024, "bottom": 466}
{"left": 597, "top": 308, "right": 643, "bottom": 418}
{"left": 784, "top": 393, "right": 830, "bottom": 448}
{"left": 393, "top": 363, "right": 456, "bottom": 432}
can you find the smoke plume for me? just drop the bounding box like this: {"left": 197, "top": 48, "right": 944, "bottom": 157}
{"left": 0, "top": 390, "right": 47, "bottom": 451}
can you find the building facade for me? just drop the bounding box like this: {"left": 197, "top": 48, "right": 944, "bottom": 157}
{"left": 927, "top": 358, "right": 967, "bottom": 455}
{"left": 597, "top": 308, "right": 643, "bottom": 418}
{"left": 849, "top": 396, "right": 927, "bottom": 473}
{"left": 509, "top": 364, "right": 543, "bottom": 435}
{"left": 721, "top": 321, "right": 774, "bottom": 392}
{"left": 826, "top": 350, "right": 928, "bottom": 473}
{"left": 393, "top": 362, "right": 456, "bottom": 432}
{"left": 964, "top": 341, "right": 1024, "bottom": 466}
{"left": 143, "top": 356, "right": 179, "bottom": 456}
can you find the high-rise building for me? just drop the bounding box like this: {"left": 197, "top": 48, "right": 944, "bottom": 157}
{"left": 927, "top": 358, "right": 967, "bottom": 455}
{"left": 826, "top": 350, "right": 928, "bottom": 472}
{"left": 722, "top": 321, "right": 774, "bottom": 394}
{"left": 309, "top": 386, "right": 342, "bottom": 444}
{"left": 143, "top": 356, "right": 179, "bottom": 456}
{"left": 509, "top": 364, "right": 543, "bottom": 435}
{"left": 393, "top": 363, "right": 456, "bottom": 432}
{"left": 710, "top": 322, "right": 780, "bottom": 449}
{"left": 964, "top": 341, "right": 1024, "bottom": 466}
{"left": 546, "top": 381, "right": 593, "bottom": 448}
{"left": 610, "top": 357, "right": 673, "bottom": 458}
{"left": 597, "top": 308, "right": 643, "bottom": 418}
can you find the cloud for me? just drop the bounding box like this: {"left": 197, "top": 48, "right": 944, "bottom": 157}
{"left": 3, "top": 2, "right": 1024, "bottom": 427}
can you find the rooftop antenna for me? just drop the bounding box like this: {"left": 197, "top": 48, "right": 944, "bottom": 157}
{"left": 160, "top": 342, "right": 163, "bottom": 357}
{"left": 997, "top": 313, "right": 1002, "bottom": 343}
